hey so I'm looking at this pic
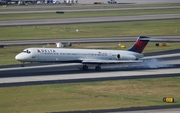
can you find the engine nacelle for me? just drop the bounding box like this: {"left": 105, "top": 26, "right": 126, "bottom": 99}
{"left": 116, "top": 54, "right": 137, "bottom": 60}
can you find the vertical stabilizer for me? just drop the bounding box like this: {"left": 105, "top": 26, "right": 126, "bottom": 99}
{"left": 128, "top": 36, "right": 150, "bottom": 53}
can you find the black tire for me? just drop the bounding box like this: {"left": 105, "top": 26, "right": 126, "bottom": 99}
{"left": 95, "top": 66, "right": 101, "bottom": 71}
{"left": 82, "top": 65, "right": 88, "bottom": 71}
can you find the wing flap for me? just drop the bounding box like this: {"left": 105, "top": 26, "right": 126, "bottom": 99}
{"left": 82, "top": 59, "right": 143, "bottom": 64}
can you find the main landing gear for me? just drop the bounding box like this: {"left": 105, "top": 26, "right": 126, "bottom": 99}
{"left": 95, "top": 65, "right": 101, "bottom": 71}
{"left": 82, "top": 64, "right": 88, "bottom": 71}
{"left": 82, "top": 64, "right": 101, "bottom": 71}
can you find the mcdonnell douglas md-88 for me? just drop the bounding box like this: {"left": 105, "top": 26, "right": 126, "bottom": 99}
{"left": 15, "top": 36, "right": 158, "bottom": 71}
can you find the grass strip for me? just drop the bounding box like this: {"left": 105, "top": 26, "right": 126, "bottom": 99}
{"left": 0, "top": 76, "right": 180, "bottom": 113}
{"left": 0, "top": 19, "right": 180, "bottom": 40}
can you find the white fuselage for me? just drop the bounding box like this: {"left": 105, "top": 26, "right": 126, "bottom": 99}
{"left": 15, "top": 48, "right": 144, "bottom": 63}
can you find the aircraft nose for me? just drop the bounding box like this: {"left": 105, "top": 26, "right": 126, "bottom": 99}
{"left": 15, "top": 53, "right": 24, "bottom": 61}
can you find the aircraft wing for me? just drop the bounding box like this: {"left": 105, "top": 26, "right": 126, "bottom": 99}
{"left": 82, "top": 59, "right": 143, "bottom": 64}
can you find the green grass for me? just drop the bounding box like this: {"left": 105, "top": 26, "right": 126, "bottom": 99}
{"left": 1, "top": 8, "right": 180, "bottom": 21}
{"left": 0, "top": 76, "right": 180, "bottom": 113}
{"left": 0, "top": 19, "right": 180, "bottom": 41}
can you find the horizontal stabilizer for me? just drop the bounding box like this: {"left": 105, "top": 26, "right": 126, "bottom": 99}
{"left": 139, "top": 38, "right": 169, "bottom": 41}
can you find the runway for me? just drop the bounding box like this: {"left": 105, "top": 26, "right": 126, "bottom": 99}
{"left": 1, "top": 6, "right": 180, "bottom": 14}
{"left": 6, "top": 0, "right": 180, "bottom": 5}
{"left": 0, "top": 14, "right": 180, "bottom": 26}
{"left": 54, "top": 105, "right": 180, "bottom": 113}
{"left": 77, "top": 0, "right": 180, "bottom": 4}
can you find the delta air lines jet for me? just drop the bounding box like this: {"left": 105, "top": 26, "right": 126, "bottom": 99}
{"left": 15, "top": 36, "right": 154, "bottom": 71}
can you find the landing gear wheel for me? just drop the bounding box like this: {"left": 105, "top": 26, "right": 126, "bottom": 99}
{"left": 95, "top": 66, "right": 101, "bottom": 71}
{"left": 82, "top": 65, "right": 88, "bottom": 71}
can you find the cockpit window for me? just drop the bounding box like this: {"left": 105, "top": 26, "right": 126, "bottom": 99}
{"left": 22, "top": 50, "right": 31, "bottom": 54}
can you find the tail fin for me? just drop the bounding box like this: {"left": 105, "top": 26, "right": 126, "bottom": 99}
{"left": 128, "top": 36, "right": 150, "bottom": 53}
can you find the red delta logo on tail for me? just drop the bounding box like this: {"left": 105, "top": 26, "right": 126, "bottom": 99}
{"left": 128, "top": 36, "right": 150, "bottom": 53}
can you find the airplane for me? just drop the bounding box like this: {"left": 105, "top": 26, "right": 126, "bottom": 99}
{"left": 15, "top": 36, "right": 159, "bottom": 71}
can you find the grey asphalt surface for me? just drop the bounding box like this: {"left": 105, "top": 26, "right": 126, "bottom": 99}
{"left": 77, "top": 0, "right": 180, "bottom": 4}
{"left": 53, "top": 105, "right": 180, "bottom": 113}
{"left": 0, "top": 14, "right": 180, "bottom": 26}
{"left": 8, "top": 0, "right": 179, "bottom": 5}
{"left": 1, "top": 6, "right": 180, "bottom": 14}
